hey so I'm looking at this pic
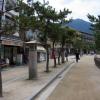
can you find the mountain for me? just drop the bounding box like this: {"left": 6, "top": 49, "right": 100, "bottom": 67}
{"left": 64, "top": 19, "right": 93, "bottom": 35}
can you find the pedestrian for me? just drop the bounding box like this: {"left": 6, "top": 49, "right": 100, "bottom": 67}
{"left": 6, "top": 58, "right": 9, "bottom": 67}
{"left": 75, "top": 50, "right": 80, "bottom": 62}
{"left": 65, "top": 50, "right": 68, "bottom": 61}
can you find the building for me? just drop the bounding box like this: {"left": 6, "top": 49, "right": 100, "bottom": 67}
{"left": 0, "top": 34, "right": 23, "bottom": 65}
{"left": 0, "top": 0, "right": 23, "bottom": 65}
{"left": 65, "top": 19, "right": 94, "bottom": 44}
{"left": 64, "top": 19, "right": 95, "bottom": 53}
{"left": 0, "top": 0, "right": 46, "bottom": 66}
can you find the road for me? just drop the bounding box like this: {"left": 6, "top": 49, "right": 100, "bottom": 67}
{"left": 45, "top": 55, "right": 100, "bottom": 100}
{"left": 36, "top": 55, "right": 100, "bottom": 100}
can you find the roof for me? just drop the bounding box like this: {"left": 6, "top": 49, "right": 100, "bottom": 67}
{"left": 25, "top": 40, "right": 41, "bottom": 44}
{"left": 25, "top": 40, "right": 46, "bottom": 51}
{"left": 37, "top": 46, "right": 46, "bottom": 52}
{"left": 0, "top": 34, "right": 23, "bottom": 46}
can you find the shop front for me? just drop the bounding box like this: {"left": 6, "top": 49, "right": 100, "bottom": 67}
{"left": 0, "top": 35, "right": 23, "bottom": 66}
{"left": 37, "top": 46, "right": 46, "bottom": 62}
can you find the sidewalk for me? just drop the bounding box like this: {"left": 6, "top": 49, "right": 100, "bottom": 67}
{"left": 0, "top": 57, "right": 74, "bottom": 100}
{"left": 47, "top": 55, "right": 100, "bottom": 100}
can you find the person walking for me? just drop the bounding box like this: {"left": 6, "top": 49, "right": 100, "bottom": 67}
{"left": 65, "top": 50, "right": 68, "bottom": 61}
{"left": 75, "top": 50, "right": 80, "bottom": 62}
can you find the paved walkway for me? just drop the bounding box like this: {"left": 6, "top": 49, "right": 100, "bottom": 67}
{"left": 47, "top": 55, "right": 100, "bottom": 100}
{"left": 0, "top": 57, "right": 74, "bottom": 100}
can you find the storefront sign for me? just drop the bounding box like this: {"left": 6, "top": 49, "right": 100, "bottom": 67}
{"left": 2, "top": 40, "right": 23, "bottom": 46}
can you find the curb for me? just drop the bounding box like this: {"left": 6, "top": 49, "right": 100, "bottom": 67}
{"left": 30, "top": 61, "right": 74, "bottom": 100}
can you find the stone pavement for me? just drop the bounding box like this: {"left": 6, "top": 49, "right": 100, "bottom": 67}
{"left": 47, "top": 55, "right": 100, "bottom": 100}
{"left": 0, "top": 56, "right": 74, "bottom": 100}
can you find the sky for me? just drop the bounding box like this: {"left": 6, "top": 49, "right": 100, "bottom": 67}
{"left": 24, "top": 0, "right": 100, "bottom": 21}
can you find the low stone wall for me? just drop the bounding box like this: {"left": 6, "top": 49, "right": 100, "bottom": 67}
{"left": 94, "top": 55, "right": 100, "bottom": 68}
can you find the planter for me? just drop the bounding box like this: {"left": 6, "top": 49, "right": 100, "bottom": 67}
{"left": 94, "top": 54, "right": 100, "bottom": 68}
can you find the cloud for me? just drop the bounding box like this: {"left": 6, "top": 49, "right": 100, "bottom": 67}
{"left": 24, "top": 0, "right": 100, "bottom": 21}
{"left": 48, "top": 0, "right": 100, "bottom": 21}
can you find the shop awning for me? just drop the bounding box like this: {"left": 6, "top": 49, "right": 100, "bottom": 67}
{"left": 0, "top": 35, "right": 23, "bottom": 46}
{"left": 37, "top": 46, "right": 46, "bottom": 52}
{"left": 1, "top": 40, "right": 23, "bottom": 46}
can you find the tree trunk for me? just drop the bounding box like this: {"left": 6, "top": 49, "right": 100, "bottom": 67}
{"left": 58, "top": 48, "right": 61, "bottom": 65}
{"left": 61, "top": 46, "right": 65, "bottom": 63}
{"left": 52, "top": 42, "right": 56, "bottom": 68}
{"left": 65, "top": 46, "right": 68, "bottom": 62}
{"left": 58, "top": 56, "right": 60, "bottom": 65}
{"left": 45, "top": 45, "right": 50, "bottom": 72}
{"left": 23, "top": 43, "right": 28, "bottom": 64}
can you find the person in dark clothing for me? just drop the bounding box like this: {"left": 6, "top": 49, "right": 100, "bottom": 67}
{"left": 75, "top": 50, "right": 80, "bottom": 62}
{"left": 65, "top": 51, "right": 68, "bottom": 61}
